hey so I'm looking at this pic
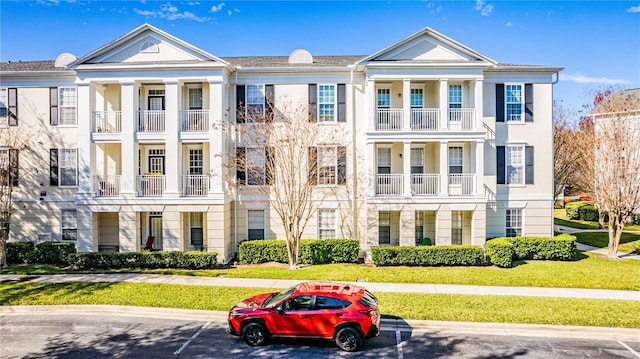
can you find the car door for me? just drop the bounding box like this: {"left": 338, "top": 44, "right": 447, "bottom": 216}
{"left": 269, "top": 295, "right": 314, "bottom": 337}
{"left": 306, "top": 295, "right": 351, "bottom": 338}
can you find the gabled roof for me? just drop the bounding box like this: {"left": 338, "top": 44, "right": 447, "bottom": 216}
{"left": 591, "top": 88, "right": 640, "bottom": 116}
{"left": 69, "top": 23, "right": 229, "bottom": 68}
{"left": 0, "top": 60, "right": 70, "bottom": 72}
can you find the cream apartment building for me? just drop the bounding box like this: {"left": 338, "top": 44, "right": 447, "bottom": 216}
{"left": 0, "top": 24, "right": 562, "bottom": 262}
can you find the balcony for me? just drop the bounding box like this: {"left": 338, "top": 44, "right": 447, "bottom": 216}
{"left": 376, "top": 109, "right": 403, "bottom": 130}
{"left": 93, "top": 111, "right": 122, "bottom": 133}
{"left": 376, "top": 174, "right": 403, "bottom": 196}
{"left": 94, "top": 175, "right": 121, "bottom": 197}
{"left": 137, "top": 175, "right": 166, "bottom": 196}
{"left": 447, "top": 109, "right": 475, "bottom": 131}
{"left": 410, "top": 109, "right": 439, "bottom": 130}
{"left": 181, "top": 110, "right": 210, "bottom": 132}
{"left": 373, "top": 173, "right": 478, "bottom": 197}
{"left": 411, "top": 174, "right": 439, "bottom": 196}
{"left": 448, "top": 174, "right": 476, "bottom": 196}
{"left": 182, "top": 175, "right": 209, "bottom": 197}
{"left": 137, "top": 111, "right": 165, "bottom": 133}
{"left": 374, "top": 108, "right": 476, "bottom": 132}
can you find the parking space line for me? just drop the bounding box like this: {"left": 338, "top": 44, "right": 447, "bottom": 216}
{"left": 618, "top": 341, "right": 640, "bottom": 359}
{"left": 396, "top": 330, "right": 404, "bottom": 359}
{"left": 174, "top": 321, "right": 211, "bottom": 357}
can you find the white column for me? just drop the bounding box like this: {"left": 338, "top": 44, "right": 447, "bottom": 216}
{"left": 76, "top": 83, "right": 92, "bottom": 198}
{"left": 402, "top": 79, "right": 411, "bottom": 131}
{"left": 367, "top": 80, "right": 375, "bottom": 131}
{"left": 439, "top": 141, "right": 448, "bottom": 195}
{"left": 164, "top": 80, "right": 180, "bottom": 198}
{"left": 367, "top": 142, "right": 375, "bottom": 197}
{"left": 475, "top": 139, "right": 484, "bottom": 196}
{"left": 119, "top": 81, "right": 137, "bottom": 198}
{"left": 439, "top": 79, "right": 448, "bottom": 130}
{"left": 403, "top": 141, "right": 411, "bottom": 196}
{"left": 209, "top": 79, "right": 224, "bottom": 194}
{"left": 474, "top": 79, "right": 483, "bottom": 130}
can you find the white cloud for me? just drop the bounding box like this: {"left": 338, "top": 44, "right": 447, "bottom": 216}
{"left": 475, "top": 0, "right": 494, "bottom": 16}
{"left": 505, "top": 22, "right": 513, "bottom": 28}
{"left": 210, "top": 2, "right": 225, "bottom": 13}
{"left": 475, "top": 0, "right": 485, "bottom": 10}
{"left": 227, "top": 10, "right": 232, "bottom": 16}
{"left": 559, "top": 73, "right": 632, "bottom": 85}
{"left": 134, "top": 2, "right": 212, "bottom": 22}
{"left": 627, "top": 5, "right": 640, "bottom": 13}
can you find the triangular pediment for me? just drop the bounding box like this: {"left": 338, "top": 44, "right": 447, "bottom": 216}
{"left": 70, "top": 24, "right": 228, "bottom": 67}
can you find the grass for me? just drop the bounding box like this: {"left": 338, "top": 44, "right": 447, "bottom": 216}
{"left": 574, "top": 232, "right": 640, "bottom": 255}
{"left": 1, "top": 281, "right": 638, "bottom": 328}
{"left": 554, "top": 209, "right": 640, "bottom": 231}
{"left": 4, "top": 251, "right": 640, "bottom": 291}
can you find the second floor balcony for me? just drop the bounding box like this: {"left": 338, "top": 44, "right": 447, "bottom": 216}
{"left": 374, "top": 173, "right": 477, "bottom": 197}
{"left": 375, "top": 108, "right": 476, "bottom": 131}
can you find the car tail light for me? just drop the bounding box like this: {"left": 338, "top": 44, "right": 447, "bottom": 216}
{"left": 358, "top": 309, "right": 374, "bottom": 316}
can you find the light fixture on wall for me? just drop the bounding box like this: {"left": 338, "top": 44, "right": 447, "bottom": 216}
{"left": 398, "top": 93, "right": 402, "bottom": 98}
{"left": 399, "top": 153, "right": 403, "bottom": 158}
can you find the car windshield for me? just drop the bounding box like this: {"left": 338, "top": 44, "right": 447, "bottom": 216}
{"left": 262, "top": 285, "right": 296, "bottom": 308}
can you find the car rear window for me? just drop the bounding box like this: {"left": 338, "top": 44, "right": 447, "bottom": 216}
{"left": 358, "top": 290, "right": 378, "bottom": 307}
{"left": 315, "top": 296, "right": 351, "bottom": 310}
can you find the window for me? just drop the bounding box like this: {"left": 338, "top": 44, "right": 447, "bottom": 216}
{"left": 140, "top": 40, "right": 159, "bottom": 53}
{"left": 190, "top": 212, "right": 204, "bottom": 247}
{"left": 410, "top": 148, "right": 424, "bottom": 174}
{"left": 247, "top": 210, "right": 265, "bottom": 240}
{"left": 318, "top": 85, "right": 336, "bottom": 122}
{"left": 189, "top": 149, "right": 203, "bottom": 175}
{"left": 246, "top": 148, "right": 266, "bottom": 185}
{"left": 506, "top": 209, "right": 523, "bottom": 237}
{"left": 188, "top": 88, "right": 203, "bottom": 110}
{"left": 284, "top": 295, "right": 313, "bottom": 311}
{"left": 507, "top": 145, "right": 524, "bottom": 185}
{"left": 318, "top": 209, "right": 336, "bottom": 239}
{"left": 246, "top": 85, "right": 265, "bottom": 120}
{"left": 61, "top": 209, "right": 77, "bottom": 240}
{"left": 379, "top": 211, "right": 390, "bottom": 245}
{"left": 415, "top": 211, "right": 424, "bottom": 244}
{"left": 505, "top": 84, "right": 523, "bottom": 122}
{"left": 448, "top": 85, "right": 462, "bottom": 109}
{"left": 451, "top": 211, "right": 462, "bottom": 245}
{"left": 58, "top": 87, "right": 77, "bottom": 126}
{"left": 0, "top": 148, "right": 18, "bottom": 186}
{"left": 377, "top": 147, "right": 391, "bottom": 174}
{"left": 449, "top": 146, "right": 463, "bottom": 175}
{"left": 410, "top": 88, "right": 423, "bottom": 108}
{"left": 315, "top": 296, "right": 350, "bottom": 310}
{"left": 0, "top": 88, "right": 7, "bottom": 127}
{"left": 318, "top": 146, "right": 337, "bottom": 185}
{"left": 59, "top": 149, "right": 78, "bottom": 187}
{"left": 377, "top": 88, "right": 390, "bottom": 108}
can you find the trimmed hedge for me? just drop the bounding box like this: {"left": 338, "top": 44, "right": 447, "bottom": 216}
{"left": 6, "top": 242, "right": 36, "bottom": 264}
{"left": 6, "top": 241, "right": 76, "bottom": 265}
{"left": 578, "top": 205, "right": 599, "bottom": 222}
{"left": 371, "top": 245, "right": 485, "bottom": 267}
{"left": 67, "top": 251, "right": 218, "bottom": 270}
{"left": 239, "top": 239, "right": 359, "bottom": 265}
{"left": 486, "top": 234, "right": 576, "bottom": 268}
{"left": 565, "top": 201, "right": 588, "bottom": 220}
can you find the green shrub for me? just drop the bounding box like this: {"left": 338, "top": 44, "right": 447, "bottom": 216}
{"left": 418, "top": 238, "right": 432, "bottom": 246}
{"left": 565, "top": 201, "right": 588, "bottom": 220}
{"left": 67, "top": 251, "right": 218, "bottom": 270}
{"left": 6, "top": 242, "right": 36, "bottom": 264}
{"left": 239, "top": 239, "right": 359, "bottom": 265}
{"left": 633, "top": 213, "right": 640, "bottom": 226}
{"left": 370, "top": 245, "right": 485, "bottom": 267}
{"left": 35, "top": 242, "right": 76, "bottom": 265}
{"left": 485, "top": 238, "right": 514, "bottom": 268}
{"left": 578, "top": 205, "right": 599, "bottom": 221}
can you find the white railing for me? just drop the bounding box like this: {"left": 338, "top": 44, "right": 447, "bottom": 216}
{"left": 411, "top": 174, "right": 439, "bottom": 196}
{"left": 137, "top": 175, "right": 166, "bottom": 196}
{"left": 376, "top": 174, "right": 403, "bottom": 196}
{"left": 410, "top": 108, "right": 439, "bottom": 130}
{"left": 137, "top": 111, "right": 166, "bottom": 133}
{"left": 448, "top": 108, "right": 475, "bottom": 131}
{"left": 181, "top": 110, "right": 210, "bottom": 132}
{"left": 376, "top": 108, "right": 403, "bottom": 130}
{"left": 94, "top": 175, "right": 121, "bottom": 197}
{"left": 93, "top": 111, "right": 122, "bottom": 133}
{"left": 448, "top": 174, "right": 475, "bottom": 195}
{"left": 182, "top": 175, "right": 209, "bottom": 197}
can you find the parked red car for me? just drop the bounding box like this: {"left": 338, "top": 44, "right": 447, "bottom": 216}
{"left": 228, "top": 281, "right": 380, "bottom": 352}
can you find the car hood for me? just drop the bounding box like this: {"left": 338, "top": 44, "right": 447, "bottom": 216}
{"left": 234, "top": 292, "right": 276, "bottom": 309}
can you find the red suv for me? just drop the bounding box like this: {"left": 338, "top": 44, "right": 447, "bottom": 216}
{"left": 228, "top": 281, "right": 380, "bottom": 352}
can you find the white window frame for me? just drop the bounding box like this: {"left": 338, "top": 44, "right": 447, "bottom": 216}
{"left": 378, "top": 211, "right": 391, "bottom": 245}
{"left": 505, "top": 83, "right": 524, "bottom": 123}
{"left": 188, "top": 87, "right": 203, "bottom": 110}
{"left": 247, "top": 209, "right": 265, "bottom": 240}
{"left": 451, "top": 210, "right": 463, "bottom": 245}
{"left": 377, "top": 146, "right": 392, "bottom": 174}
{"left": 377, "top": 87, "right": 391, "bottom": 109}
{"left": 448, "top": 146, "right": 463, "bottom": 175}
{"left": 318, "top": 84, "right": 336, "bottom": 123}
{"left": 140, "top": 40, "right": 159, "bottom": 53}
{"left": 188, "top": 147, "right": 204, "bottom": 175}
{"left": 246, "top": 84, "right": 265, "bottom": 121}
{"left": 506, "top": 144, "right": 525, "bottom": 186}
{"left": 189, "top": 212, "right": 204, "bottom": 247}
{"left": 506, "top": 208, "right": 523, "bottom": 237}
{"left": 318, "top": 209, "right": 336, "bottom": 239}
{"left": 246, "top": 147, "right": 266, "bottom": 186}
{"left": 317, "top": 145, "right": 337, "bottom": 185}
{"left": 59, "top": 148, "right": 78, "bottom": 187}
{"left": 410, "top": 87, "right": 424, "bottom": 108}
{"left": 448, "top": 84, "right": 463, "bottom": 109}
{"left": 0, "top": 88, "right": 8, "bottom": 127}
{"left": 61, "top": 209, "right": 77, "bottom": 241}
{"left": 58, "top": 87, "right": 77, "bottom": 126}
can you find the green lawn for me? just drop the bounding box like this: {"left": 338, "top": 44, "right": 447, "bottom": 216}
{"left": 2, "top": 282, "right": 638, "bottom": 328}
{"left": 554, "top": 209, "right": 640, "bottom": 231}
{"left": 574, "top": 232, "right": 640, "bottom": 255}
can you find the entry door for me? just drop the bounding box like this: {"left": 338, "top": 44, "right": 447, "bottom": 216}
{"left": 149, "top": 156, "right": 165, "bottom": 174}
{"left": 149, "top": 215, "right": 163, "bottom": 250}
{"left": 148, "top": 96, "right": 165, "bottom": 111}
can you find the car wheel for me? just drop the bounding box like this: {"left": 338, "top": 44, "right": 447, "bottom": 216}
{"left": 242, "top": 323, "right": 268, "bottom": 346}
{"left": 334, "top": 326, "right": 362, "bottom": 352}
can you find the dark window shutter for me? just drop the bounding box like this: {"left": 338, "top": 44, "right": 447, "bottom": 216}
{"left": 50, "top": 149, "right": 59, "bottom": 186}
{"left": 8, "top": 88, "right": 18, "bottom": 126}
{"left": 337, "top": 84, "right": 346, "bottom": 123}
{"left": 265, "top": 84, "right": 274, "bottom": 123}
{"left": 236, "top": 147, "right": 246, "bottom": 184}
{"left": 236, "top": 85, "right": 245, "bottom": 123}
{"left": 525, "top": 146, "right": 534, "bottom": 184}
{"left": 9, "top": 149, "right": 18, "bottom": 186}
{"left": 497, "top": 146, "right": 505, "bottom": 184}
{"left": 265, "top": 146, "right": 273, "bottom": 185}
{"left": 50, "top": 88, "right": 58, "bottom": 126}
{"left": 308, "top": 146, "right": 317, "bottom": 185}
{"left": 308, "top": 84, "right": 317, "bottom": 122}
{"left": 525, "top": 84, "right": 534, "bottom": 122}
{"left": 495, "top": 84, "right": 504, "bottom": 123}
{"left": 337, "top": 146, "right": 346, "bottom": 185}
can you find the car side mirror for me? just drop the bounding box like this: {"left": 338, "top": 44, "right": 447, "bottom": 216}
{"left": 275, "top": 305, "right": 284, "bottom": 314}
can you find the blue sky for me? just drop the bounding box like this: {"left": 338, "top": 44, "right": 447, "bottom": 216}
{"left": 1, "top": 1, "right": 638, "bottom": 116}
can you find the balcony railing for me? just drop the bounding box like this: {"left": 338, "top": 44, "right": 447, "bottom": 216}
{"left": 182, "top": 175, "right": 209, "bottom": 197}
{"left": 94, "top": 175, "right": 121, "bottom": 197}
{"left": 181, "top": 110, "right": 210, "bottom": 132}
{"left": 376, "top": 174, "right": 403, "bottom": 196}
{"left": 411, "top": 174, "right": 439, "bottom": 195}
{"left": 376, "top": 108, "right": 402, "bottom": 130}
{"left": 448, "top": 174, "right": 475, "bottom": 196}
{"left": 137, "top": 175, "right": 166, "bottom": 196}
{"left": 448, "top": 108, "right": 475, "bottom": 130}
{"left": 410, "top": 108, "right": 439, "bottom": 130}
{"left": 137, "top": 111, "right": 165, "bottom": 133}
{"left": 93, "top": 111, "right": 122, "bottom": 133}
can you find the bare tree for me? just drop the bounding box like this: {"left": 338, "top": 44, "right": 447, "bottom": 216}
{"left": 235, "top": 98, "right": 347, "bottom": 269}
{"left": 553, "top": 101, "right": 582, "bottom": 200}
{"left": 589, "top": 90, "right": 640, "bottom": 258}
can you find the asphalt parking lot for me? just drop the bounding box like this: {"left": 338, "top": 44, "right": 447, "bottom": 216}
{"left": 2, "top": 313, "right": 639, "bottom": 358}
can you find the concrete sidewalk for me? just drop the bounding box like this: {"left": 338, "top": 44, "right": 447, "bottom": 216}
{"left": 2, "top": 273, "right": 638, "bottom": 301}
{"left": 555, "top": 224, "right": 640, "bottom": 260}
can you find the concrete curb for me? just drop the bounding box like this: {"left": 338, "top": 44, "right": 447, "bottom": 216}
{"left": 3, "top": 305, "right": 639, "bottom": 342}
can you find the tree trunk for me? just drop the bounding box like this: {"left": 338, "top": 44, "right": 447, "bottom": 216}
{"left": 598, "top": 209, "right": 606, "bottom": 229}
{"left": 0, "top": 240, "right": 7, "bottom": 267}
{"left": 607, "top": 216, "right": 622, "bottom": 259}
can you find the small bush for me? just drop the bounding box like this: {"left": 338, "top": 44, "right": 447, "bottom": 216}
{"left": 67, "top": 251, "right": 218, "bottom": 270}
{"left": 578, "top": 205, "right": 599, "bottom": 221}
{"left": 239, "top": 239, "right": 360, "bottom": 265}
{"left": 35, "top": 242, "right": 76, "bottom": 265}
{"left": 485, "top": 238, "right": 515, "bottom": 268}
{"left": 371, "top": 245, "right": 485, "bottom": 266}
{"left": 486, "top": 234, "right": 576, "bottom": 268}
{"left": 6, "top": 242, "right": 36, "bottom": 264}
{"left": 418, "top": 238, "right": 432, "bottom": 246}
{"left": 565, "top": 201, "right": 588, "bottom": 220}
